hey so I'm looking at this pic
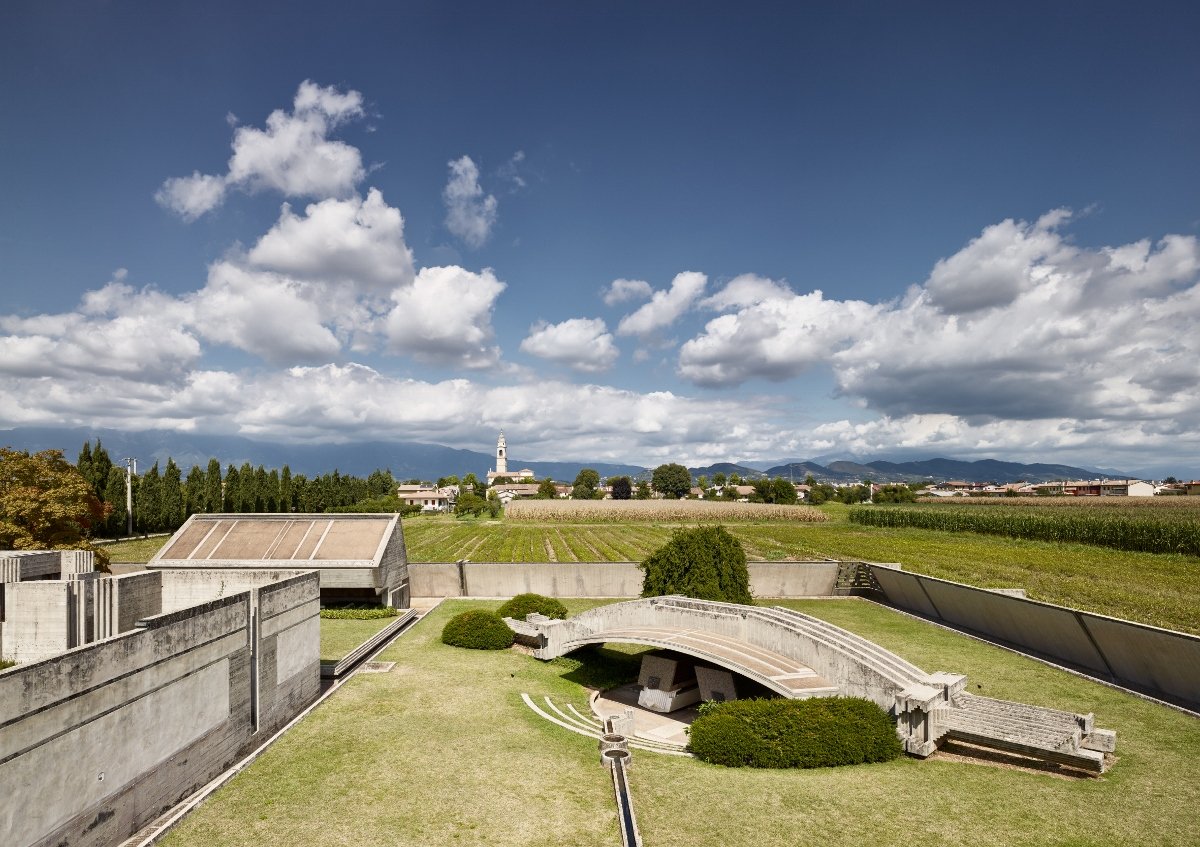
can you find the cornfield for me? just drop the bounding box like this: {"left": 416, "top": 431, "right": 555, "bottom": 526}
{"left": 505, "top": 499, "right": 829, "bottom": 524}
{"left": 850, "top": 503, "right": 1200, "bottom": 556}
{"left": 917, "top": 496, "right": 1200, "bottom": 511}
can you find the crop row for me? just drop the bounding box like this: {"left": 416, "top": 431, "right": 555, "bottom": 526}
{"left": 849, "top": 504, "right": 1200, "bottom": 556}
{"left": 917, "top": 496, "right": 1200, "bottom": 513}
{"left": 505, "top": 499, "right": 828, "bottom": 523}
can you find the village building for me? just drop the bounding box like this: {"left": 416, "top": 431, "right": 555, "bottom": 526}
{"left": 485, "top": 431, "right": 535, "bottom": 486}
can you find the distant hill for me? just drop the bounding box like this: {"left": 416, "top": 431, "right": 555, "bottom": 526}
{"left": 0, "top": 426, "right": 1136, "bottom": 485}
{"left": 0, "top": 427, "right": 645, "bottom": 483}
{"left": 686, "top": 462, "right": 766, "bottom": 480}
{"left": 765, "top": 457, "right": 1132, "bottom": 484}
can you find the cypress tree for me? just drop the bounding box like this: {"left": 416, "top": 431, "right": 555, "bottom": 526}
{"left": 223, "top": 465, "right": 241, "bottom": 514}
{"left": 205, "top": 459, "right": 223, "bottom": 512}
{"left": 161, "top": 459, "right": 184, "bottom": 530}
{"left": 184, "top": 465, "right": 206, "bottom": 518}
{"left": 238, "top": 462, "right": 254, "bottom": 511}
{"left": 91, "top": 441, "right": 113, "bottom": 497}
{"left": 103, "top": 466, "right": 127, "bottom": 537}
{"left": 136, "top": 463, "right": 161, "bottom": 533}
{"left": 280, "top": 465, "right": 294, "bottom": 513}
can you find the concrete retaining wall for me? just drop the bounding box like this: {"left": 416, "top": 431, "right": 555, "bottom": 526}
{"left": 870, "top": 564, "right": 1200, "bottom": 708}
{"left": 157, "top": 568, "right": 313, "bottom": 613}
{"left": 408, "top": 561, "right": 841, "bottom": 598}
{"left": 0, "top": 571, "right": 321, "bottom": 847}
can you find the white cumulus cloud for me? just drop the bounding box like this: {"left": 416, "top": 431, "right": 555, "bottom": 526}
{"left": 385, "top": 266, "right": 506, "bottom": 368}
{"left": 616, "top": 271, "right": 707, "bottom": 337}
{"left": 520, "top": 318, "right": 619, "bottom": 372}
{"left": 247, "top": 188, "right": 415, "bottom": 293}
{"left": 443, "top": 155, "right": 498, "bottom": 248}
{"left": 156, "top": 80, "right": 366, "bottom": 220}
{"left": 602, "top": 278, "right": 653, "bottom": 306}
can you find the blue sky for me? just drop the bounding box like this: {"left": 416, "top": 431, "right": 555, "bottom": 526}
{"left": 1, "top": 1, "right": 1198, "bottom": 476}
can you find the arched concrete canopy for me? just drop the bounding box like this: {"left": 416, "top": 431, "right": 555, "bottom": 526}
{"left": 561, "top": 625, "right": 838, "bottom": 698}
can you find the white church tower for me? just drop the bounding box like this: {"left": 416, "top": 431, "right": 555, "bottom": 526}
{"left": 495, "top": 430, "right": 508, "bottom": 475}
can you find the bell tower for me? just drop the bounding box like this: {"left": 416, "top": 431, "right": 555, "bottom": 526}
{"left": 495, "top": 430, "right": 508, "bottom": 475}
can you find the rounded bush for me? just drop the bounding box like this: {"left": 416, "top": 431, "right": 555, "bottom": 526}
{"left": 441, "top": 610, "right": 515, "bottom": 650}
{"left": 640, "top": 525, "right": 751, "bottom": 604}
{"left": 496, "top": 593, "right": 568, "bottom": 621}
{"left": 688, "top": 697, "right": 902, "bottom": 768}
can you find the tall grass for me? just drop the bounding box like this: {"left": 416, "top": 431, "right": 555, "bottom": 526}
{"left": 850, "top": 503, "right": 1200, "bottom": 555}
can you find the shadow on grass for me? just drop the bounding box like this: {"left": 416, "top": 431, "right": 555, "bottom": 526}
{"left": 552, "top": 645, "right": 650, "bottom": 690}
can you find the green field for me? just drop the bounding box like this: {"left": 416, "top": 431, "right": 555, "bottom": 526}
{"left": 162, "top": 598, "right": 1200, "bottom": 847}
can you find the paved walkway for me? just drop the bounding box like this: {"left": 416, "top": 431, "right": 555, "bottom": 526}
{"left": 593, "top": 683, "right": 697, "bottom": 746}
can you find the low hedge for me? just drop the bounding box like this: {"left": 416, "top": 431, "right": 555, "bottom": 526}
{"left": 320, "top": 606, "right": 400, "bottom": 620}
{"left": 441, "top": 610, "right": 515, "bottom": 650}
{"left": 497, "top": 593, "right": 568, "bottom": 620}
{"left": 688, "top": 697, "right": 902, "bottom": 768}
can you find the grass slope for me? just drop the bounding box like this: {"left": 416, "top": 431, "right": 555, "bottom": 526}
{"left": 162, "top": 598, "right": 1200, "bottom": 847}
{"left": 319, "top": 618, "right": 398, "bottom": 664}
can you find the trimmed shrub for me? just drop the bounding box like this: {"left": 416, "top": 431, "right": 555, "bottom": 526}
{"left": 441, "top": 610, "right": 515, "bottom": 650}
{"left": 640, "top": 525, "right": 752, "bottom": 604}
{"left": 688, "top": 697, "right": 902, "bottom": 768}
{"left": 320, "top": 605, "right": 400, "bottom": 620}
{"left": 497, "top": 593, "right": 568, "bottom": 621}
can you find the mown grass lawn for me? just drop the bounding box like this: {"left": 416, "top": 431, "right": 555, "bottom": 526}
{"left": 162, "top": 598, "right": 1200, "bottom": 847}
{"left": 98, "top": 535, "right": 173, "bottom": 563}
{"left": 319, "top": 617, "right": 398, "bottom": 663}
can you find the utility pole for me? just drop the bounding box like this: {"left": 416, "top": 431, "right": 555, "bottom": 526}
{"left": 124, "top": 457, "right": 137, "bottom": 537}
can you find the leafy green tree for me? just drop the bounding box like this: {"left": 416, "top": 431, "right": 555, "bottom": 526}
{"left": 536, "top": 477, "right": 558, "bottom": 499}
{"left": 639, "top": 526, "right": 751, "bottom": 604}
{"left": 634, "top": 480, "right": 651, "bottom": 500}
{"left": 572, "top": 468, "right": 601, "bottom": 499}
{"left": 651, "top": 463, "right": 692, "bottom": 499}
{"left": 874, "top": 483, "right": 915, "bottom": 503}
{"left": 0, "top": 448, "right": 109, "bottom": 567}
{"left": 367, "top": 469, "right": 395, "bottom": 497}
{"left": 752, "top": 477, "right": 798, "bottom": 505}
{"left": 90, "top": 441, "right": 113, "bottom": 498}
{"left": 492, "top": 475, "right": 513, "bottom": 485}
{"left": 454, "top": 492, "right": 488, "bottom": 517}
{"left": 609, "top": 476, "right": 633, "bottom": 500}
{"left": 807, "top": 482, "right": 837, "bottom": 505}
{"left": 696, "top": 475, "right": 708, "bottom": 491}
{"left": 713, "top": 472, "right": 727, "bottom": 488}
{"left": 727, "top": 472, "right": 742, "bottom": 486}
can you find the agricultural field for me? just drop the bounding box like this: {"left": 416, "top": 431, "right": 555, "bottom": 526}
{"left": 161, "top": 598, "right": 1200, "bottom": 847}
{"left": 851, "top": 499, "right": 1200, "bottom": 556}
{"left": 403, "top": 512, "right": 1200, "bottom": 634}
{"left": 507, "top": 499, "right": 828, "bottom": 523}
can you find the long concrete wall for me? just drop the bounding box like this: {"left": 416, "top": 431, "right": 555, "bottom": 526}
{"left": 869, "top": 564, "right": 1200, "bottom": 708}
{"left": 0, "top": 571, "right": 321, "bottom": 847}
{"left": 408, "top": 561, "right": 840, "bottom": 599}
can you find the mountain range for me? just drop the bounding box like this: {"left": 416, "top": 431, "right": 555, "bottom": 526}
{"left": 1, "top": 426, "right": 1134, "bottom": 484}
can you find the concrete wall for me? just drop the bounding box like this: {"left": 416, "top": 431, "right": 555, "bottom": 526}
{"left": 1, "top": 572, "right": 163, "bottom": 664}
{"left": 870, "top": 564, "right": 1200, "bottom": 708}
{"left": 0, "top": 571, "right": 321, "bottom": 847}
{"left": 157, "top": 568, "right": 313, "bottom": 613}
{"left": 254, "top": 572, "right": 321, "bottom": 734}
{"left": 0, "top": 594, "right": 255, "bottom": 847}
{"left": 408, "top": 561, "right": 841, "bottom": 599}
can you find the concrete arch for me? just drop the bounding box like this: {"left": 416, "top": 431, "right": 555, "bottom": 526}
{"left": 507, "top": 595, "right": 1115, "bottom": 771}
